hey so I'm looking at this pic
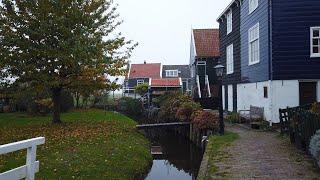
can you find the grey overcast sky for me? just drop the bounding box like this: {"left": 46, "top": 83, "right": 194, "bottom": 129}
{"left": 114, "top": 0, "right": 230, "bottom": 65}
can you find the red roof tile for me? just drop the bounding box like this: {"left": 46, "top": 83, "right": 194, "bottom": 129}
{"left": 193, "top": 29, "right": 220, "bottom": 57}
{"left": 129, "top": 63, "right": 161, "bottom": 79}
{"left": 151, "top": 78, "right": 181, "bottom": 87}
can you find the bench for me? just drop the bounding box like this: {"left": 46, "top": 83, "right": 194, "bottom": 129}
{"left": 239, "top": 106, "right": 264, "bottom": 129}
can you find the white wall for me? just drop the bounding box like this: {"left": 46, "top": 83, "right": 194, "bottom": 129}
{"left": 222, "top": 85, "right": 225, "bottom": 110}
{"left": 237, "top": 81, "right": 272, "bottom": 121}
{"left": 237, "top": 80, "right": 301, "bottom": 123}
{"left": 271, "top": 80, "right": 299, "bottom": 122}
{"left": 228, "top": 85, "right": 233, "bottom": 112}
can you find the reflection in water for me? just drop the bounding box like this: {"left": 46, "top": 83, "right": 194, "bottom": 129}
{"left": 146, "top": 160, "right": 192, "bottom": 180}
{"left": 143, "top": 128, "right": 203, "bottom": 180}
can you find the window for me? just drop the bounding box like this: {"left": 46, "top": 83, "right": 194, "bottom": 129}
{"left": 311, "top": 27, "right": 320, "bottom": 58}
{"left": 226, "top": 10, "right": 232, "bottom": 34}
{"left": 226, "top": 44, "right": 234, "bottom": 74}
{"left": 249, "top": 0, "right": 259, "bottom": 14}
{"left": 264, "top": 86, "right": 268, "bottom": 98}
{"left": 197, "top": 61, "right": 206, "bottom": 66}
{"left": 137, "top": 79, "right": 144, "bottom": 86}
{"left": 249, "top": 23, "right": 260, "bottom": 65}
{"left": 165, "top": 70, "right": 179, "bottom": 77}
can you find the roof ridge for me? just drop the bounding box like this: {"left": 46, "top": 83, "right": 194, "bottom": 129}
{"left": 193, "top": 28, "right": 219, "bottom": 31}
{"left": 131, "top": 63, "right": 161, "bottom": 65}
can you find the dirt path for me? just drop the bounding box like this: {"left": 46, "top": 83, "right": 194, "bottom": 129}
{"left": 210, "top": 124, "right": 320, "bottom": 179}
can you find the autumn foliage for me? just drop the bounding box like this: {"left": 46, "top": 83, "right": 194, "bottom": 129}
{"left": 0, "top": 0, "right": 136, "bottom": 123}
{"left": 192, "top": 111, "right": 219, "bottom": 131}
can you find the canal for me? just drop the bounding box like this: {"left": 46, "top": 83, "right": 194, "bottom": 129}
{"left": 141, "top": 128, "right": 204, "bottom": 180}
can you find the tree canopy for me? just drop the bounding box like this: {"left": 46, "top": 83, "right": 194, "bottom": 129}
{"left": 135, "top": 83, "right": 149, "bottom": 96}
{"left": 0, "top": 0, "right": 136, "bottom": 123}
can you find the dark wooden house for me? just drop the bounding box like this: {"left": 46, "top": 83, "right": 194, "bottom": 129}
{"left": 217, "top": 0, "right": 241, "bottom": 112}
{"left": 190, "top": 29, "right": 220, "bottom": 101}
{"left": 217, "top": 0, "right": 320, "bottom": 124}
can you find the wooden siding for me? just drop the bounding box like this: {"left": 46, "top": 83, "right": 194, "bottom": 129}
{"left": 271, "top": 0, "right": 320, "bottom": 80}
{"left": 127, "top": 78, "right": 150, "bottom": 89}
{"left": 219, "top": 2, "right": 241, "bottom": 111}
{"left": 240, "top": 0, "right": 270, "bottom": 83}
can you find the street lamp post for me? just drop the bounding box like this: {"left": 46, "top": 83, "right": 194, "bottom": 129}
{"left": 214, "top": 62, "right": 225, "bottom": 135}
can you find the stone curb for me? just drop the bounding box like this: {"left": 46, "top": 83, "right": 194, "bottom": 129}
{"left": 197, "top": 139, "right": 212, "bottom": 180}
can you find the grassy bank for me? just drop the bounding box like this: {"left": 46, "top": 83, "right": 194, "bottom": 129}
{"left": 198, "top": 132, "right": 239, "bottom": 180}
{"left": 0, "top": 109, "right": 152, "bottom": 179}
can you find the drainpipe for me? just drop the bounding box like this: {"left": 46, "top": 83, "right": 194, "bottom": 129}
{"left": 268, "top": 0, "right": 274, "bottom": 126}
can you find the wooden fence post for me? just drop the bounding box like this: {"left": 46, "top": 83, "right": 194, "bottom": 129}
{"left": 26, "top": 145, "right": 37, "bottom": 180}
{"left": 0, "top": 137, "right": 45, "bottom": 180}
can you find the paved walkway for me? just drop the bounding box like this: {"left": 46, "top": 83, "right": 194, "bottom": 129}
{"left": 211, "top": 124, "right": 320, "bottom": 179}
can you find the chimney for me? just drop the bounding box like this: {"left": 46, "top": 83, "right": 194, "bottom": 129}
{"left": 144, "top": 60, "right": 146, "bottom": 64}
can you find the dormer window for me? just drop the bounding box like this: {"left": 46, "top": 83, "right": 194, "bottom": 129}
{"left": 226, "top": 10, "right": 232, "bottom": 34}
{"left": 249, "top": 0, "right": 259, "bottom": 14}
{"left": 311, "top": 27, "right": 320, "bottom": 58}
{"left": 166, "top": 70, "right": 179, "bottom": 77}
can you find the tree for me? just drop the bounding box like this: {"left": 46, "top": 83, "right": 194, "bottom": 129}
{"left": 135, "top": 83, "right": 149, "bottom": 96}
{"left": 0, "top": 0, "right": 136, "bottom": 123}
{"left": 108, "top": 79, "right": 121, "bottom": 101}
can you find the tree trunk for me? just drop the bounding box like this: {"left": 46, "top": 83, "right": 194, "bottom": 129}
{"left": 52, "top": 88, "right": 62, "bottom": 124}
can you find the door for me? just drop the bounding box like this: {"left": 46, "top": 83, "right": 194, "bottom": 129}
{"left": 299, "top": 82, "right": 317, "bottom": 106}
{"left": 182, "top": 80, "right": 187, "bottom": 93}
{"left": 228, "top": 85, "right": 233, "bottom": 112}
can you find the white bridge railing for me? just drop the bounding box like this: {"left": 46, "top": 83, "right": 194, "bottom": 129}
{"left": 0, "top": 137, "right": 45, "bottom": 180}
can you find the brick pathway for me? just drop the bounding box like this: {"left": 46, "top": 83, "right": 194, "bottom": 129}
{"left": 211, "top": 124, "right": 320, "bottom": 180}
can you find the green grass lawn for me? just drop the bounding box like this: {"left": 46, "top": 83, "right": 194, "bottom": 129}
{"left": 205, "top": 132, "right": 239, "bottom": 179}
{"left": 0, "top": 109, "right": 152, "bottom": 179}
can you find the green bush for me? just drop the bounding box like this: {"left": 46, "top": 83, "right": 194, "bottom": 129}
{"left": 225, "top": 112, "right": 240, "bottom": 124}
{"left": 311, "top": 102, "right": 320, "bottom": 115}
{"left": 14, "top": 90, "right": 73, "bottom": 115}
{"left": 175, "top": 101, "right": 202, "bottom": 122}
{"left": 152, "top": 93, "right": 174, "bottom": 107}
{"left": 157, "top": 93, "right": 193, "bottom": 122}
{"left": 118, "top": 97, "right": 143, "bottom": 116}
{"left": 135, "top": 83, "right": 149, "bottom": 96}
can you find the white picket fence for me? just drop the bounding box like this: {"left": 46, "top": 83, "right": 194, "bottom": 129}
{"left": 0, "top": 137, "right": 45, "bottom": 180}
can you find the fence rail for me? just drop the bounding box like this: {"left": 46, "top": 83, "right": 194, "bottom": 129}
{"left": 279, "top": 103, "right": 320, "bottom": 150}
{"left": 0, "top": 137, "right": 45, "bottom": 180}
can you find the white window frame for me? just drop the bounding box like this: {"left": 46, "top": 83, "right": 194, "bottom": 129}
{"left": 165, "top": 70, "right": 179, "bottom": 77}
{"left": 248, "top": 23, "right": 260, "bottom": 65}
{"left": 226, "top": 10, "right": 232, "bottom": 35}
{"left": 197, "top": 61, "right": 206, "bottom": 66}
{"left": 226, "top": 44, "right": 234, "bottom": 74}
{"left": 137, "top": 79, "right": 144, "bottom": 86}
{"left": 311, "top": 27, "right": 320, "bottom": 58}
{"left": 249, "top": 0, "right": 259, "bottom": 14}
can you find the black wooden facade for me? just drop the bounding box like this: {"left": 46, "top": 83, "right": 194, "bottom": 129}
{"left": 218, "top": 1, "right": 241, "bottom": 112}
{"left": 271, "top": 0, "right": 320, "bottom": 80}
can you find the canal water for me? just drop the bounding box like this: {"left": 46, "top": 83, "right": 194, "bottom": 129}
{"left": 142, "top": 128, "right": 204, "bottom": 180}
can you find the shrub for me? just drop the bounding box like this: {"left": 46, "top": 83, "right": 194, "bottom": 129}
{"left": 192, "top": 111, "right": 219, "bottom": 131}
{"left": 157, "top": 93, "right": 192, "bottom": 122}
{"left": 135, "top": 84, "right": 149, "bottom": 96}
{"left": 225, "top": 112, "right": 240, "bottom": 124}
{"left": 118, "top": 97, "right": 143, "bottom": 116}
{"left": 152, "top": 93, "right": 175, "bottom": 107}
{"left": 309, "top": 129, "right": 320, "bottom": 168}
{"left": 34, "top": 98, "right": 53, "bottom": 115}
{"left": 311, "top": 102, "right": 320, "bottom": 115}
{"left": 175, "top": 101, "right": 202, "bottom": 122}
